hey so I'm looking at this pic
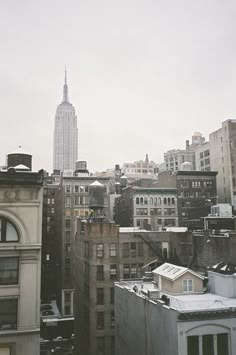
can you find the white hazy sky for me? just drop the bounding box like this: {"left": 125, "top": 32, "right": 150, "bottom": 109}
{"left": 1, "top": 0, "right": 236, "bottom": 173}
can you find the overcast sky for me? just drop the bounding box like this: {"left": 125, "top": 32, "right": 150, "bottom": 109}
{"left": 1, "top": 0, "right": 236, "bottom": 173}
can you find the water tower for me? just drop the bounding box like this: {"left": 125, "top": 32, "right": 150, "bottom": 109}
{"left": 89, "top": 180, "right": 106, "bottom": 220}
{"left": 7, "top": 146, "right": 32, "bottom": 171}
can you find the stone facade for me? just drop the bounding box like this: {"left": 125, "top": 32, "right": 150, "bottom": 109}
{"left": 0, "top": 169, "right": 44, "bottom": 355}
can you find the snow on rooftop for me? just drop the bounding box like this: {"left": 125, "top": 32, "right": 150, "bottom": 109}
{"left": 170, "top": 293, "right": 236, "bottom": 311}
{"left": 14, "top": 164, "right": 30, "bottom": 170}
{"left": 152, "top": 263, "right": 204, "bottom": 281}
{"left": 116, "top": 281, "right": 236, "bottom": 312}
{"left": 90, "top": 180, "right": 104, "bottom": 187}
{"left": 119, "top": 227, "right": 148, "bottom": 233}
{"left": 165, "top": 227, "right": 188, "bottom": 233}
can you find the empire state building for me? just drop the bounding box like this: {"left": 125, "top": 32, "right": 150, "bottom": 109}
{"left": 53, "top": 69, "right": 78, "bottom": 172}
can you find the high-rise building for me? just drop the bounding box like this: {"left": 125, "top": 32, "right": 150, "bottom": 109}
{"left": 209, "top": 119, "right": 236, "bottom": 208}
{"left": 53, "top": 69, "right": 78, "bottom": 173}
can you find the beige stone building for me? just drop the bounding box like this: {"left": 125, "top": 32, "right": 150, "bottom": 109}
{"left": 0, "top": 168, "right": 44, "bottom": 355}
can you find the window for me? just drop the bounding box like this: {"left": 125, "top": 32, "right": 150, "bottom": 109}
{"left": 136, "top": 208, "right": 148, "bottom": 216}
{"left": 97, "top": 312, "right": 104, "bottom": 329}
{"left": 203, "top": 335, "right": 214, "bottom": 355}
{"left": 109, "top": 243, "right": 117, "bottom": 257}
{"left": 171, "top": 197, "right": 175, "bottom": 205}
{"left": 97, "top": 265, "right": 104, "bottom": 281}
{"left": 136, "top": 197, "right": 140, "bottom": 205}
{"left": 97, "top": 336, "right": 105, "bottom": 355}
{"left": 110, "top": 264, "right": 117, "bottom": 280}
{"left": 96, "top": 288, "right": 104, "bottom": 305}
{"left": 0, "top": 217, "right": 19, "bottom": 242}
{"left": 0, "top": 258, "right": 18, "bottom": 285}
{"left": 183, "top": 279, "right": 193, "bottom": 292}
{"left": 123, "top": 264, "right": 130, "bottom": 279}
{"left": 122, "top": 243, "right": 129, "bottom": 257}
{"left": 65, "top": 197, "right": 71, "bottom": 206}
{"left": 65, "top": 219, "right": 71, "bottom": 229}
{"left": 140, "top": 197, "right": 144, "bottom": 205}
{"left": 163, "top": 198, "right": 167, "bottom": 205}
{"left": 65, "top": 185, "right": 71, "bottom": 193}
{"left": 150, "top": 197, "right": 153, "bottom": 205}
{"left": 0, "top": 299, "right": 17, "bottom": 330}
{"left": 144, "top": 197, "right": 148, "bottom": 205}
{"left": 96, "top": 244, "right": 104, "bottom": 258}
{"left": 130, "top": 264, "right": 137, "bottom": 278}
{"left": 130, "top": 242, "right": 136, "bottom": 257}
{"left": 137, "top": 242, "right": 144, "bottom": 256}
{"left": 110, "top": 311, "right": 115, "bottom": 328}
{"left": 74, "top": 185, "right": 79, "bottom": 193}
{"left": 217, "top": 333, "right": 228, "bottom": 355}
{"left": 110, "top": 287, "right": 114, "bottom": 304}
{"left": 187, "top": 336, "right": 199, "bottom": 355}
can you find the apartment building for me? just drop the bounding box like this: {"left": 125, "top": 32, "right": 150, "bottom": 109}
{"left": 73, "top": 220, "right": 194, "bottom": 355}
{"left": 0, "top": 167, "right": 44, "bottom": 355}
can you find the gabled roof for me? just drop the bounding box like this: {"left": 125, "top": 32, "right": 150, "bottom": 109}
{"left": 152, "top": 263, "right": 204, "bottom": 281}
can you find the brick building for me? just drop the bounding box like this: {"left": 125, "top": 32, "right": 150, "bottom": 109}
{"left": 73, "top": 220, "right": 193, "bottom": 355}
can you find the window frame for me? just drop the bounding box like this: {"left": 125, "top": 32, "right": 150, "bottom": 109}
{"left": 0, "top": 257, "right": 19, "bottom": 285}
{"left": 0, "top": 217, "right": 19, "bottom": 243}
{"left": 182, "top": 279, "right": 193, "bottom": 292}
{"left": 0, "top": 298, "right": 18, "bottom": 331}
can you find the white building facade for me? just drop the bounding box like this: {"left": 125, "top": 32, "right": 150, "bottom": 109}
{"left": 0, "top": 169, "right": 44, "bottom": 355}
{"left": 53, "top": 70, "right": 78, "bottom": 173}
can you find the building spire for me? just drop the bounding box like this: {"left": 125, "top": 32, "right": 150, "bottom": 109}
{"left": 63, "top": 66, "right": 69, "bottom": 103}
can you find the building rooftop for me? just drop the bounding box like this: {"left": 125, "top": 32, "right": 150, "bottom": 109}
{"left": 115, "top": 280, "right": 236, "bottom": 313}
{"left": 152, "top": 262, "right": 204, "bottom": 281}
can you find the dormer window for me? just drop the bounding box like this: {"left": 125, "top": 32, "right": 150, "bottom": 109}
{"left": 183, "top": 279, "right": 193, "bottom": 292}
{"left": 0, "top": 217, "right": 19, "bottom": 242}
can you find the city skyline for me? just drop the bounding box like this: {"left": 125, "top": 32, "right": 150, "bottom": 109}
{"left": 1, "top": 1, "right": 236, "bottom": 173}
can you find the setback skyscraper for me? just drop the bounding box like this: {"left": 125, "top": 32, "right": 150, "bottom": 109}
{"left": 53, "top": 69, "right": 78, "bottom": 172}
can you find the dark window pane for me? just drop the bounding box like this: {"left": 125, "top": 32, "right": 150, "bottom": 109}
{"left": 0, "top": 299, "right": 17, "bottom": 330}
{"left": 217, "top": 333, "right": 228, "bottom": 355}
{"left": 97, "top": 336, "right": 105, "bottom": 355}
{"left": 96, "top": 288, "right": 104, "bottom": 305}
{"left": 187, "top": 336, "right": 199, "bottom": 355}
{"left": 0, "top": 257, "right": 18, "bottom": 285}
{"left": 97, "top": 266, "right": 104, "bottom": 281}
{"left": 203, "top": 335, "right": 214, "bottom": 355}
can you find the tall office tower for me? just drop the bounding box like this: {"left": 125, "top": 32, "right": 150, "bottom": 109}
{"left": 209, "top": 119, "right": 236, "bottom": 208}
{"left": 53, "top": 69, "right": 78, "bottom": 173}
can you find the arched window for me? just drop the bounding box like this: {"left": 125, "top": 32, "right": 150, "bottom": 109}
{"left": 144, "top": 197, "right": 148, "bottom": 205}
{"left": 164, "top": 197, "right": 167, "bottom": 205}
{"left": 158, "top": 197, "right": 162, "bottom": 205}
{"left": 136, "top": 197, "right": 140, "bottom": 205}
{"left": 154, "top": 197, "right": 157, "bottom": 206}
{"left": 167, "top": 197, "right": 171, "bottom": 205}
{"left": 150, "top": 197, "right": 153, "bottom": 205}
{"left": 172, "top": 197, "right": 175, "bottom": 205}
{"left": 140, "top": 197, "right": 144, "bottom": 205}
{"left": 0, "top": 217, "right": 19, "bottom": 242}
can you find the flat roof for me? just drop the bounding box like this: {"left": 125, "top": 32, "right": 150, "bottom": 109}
{"left": 115, "top": 281, "right": 236, "bottom": 312}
